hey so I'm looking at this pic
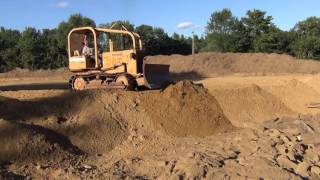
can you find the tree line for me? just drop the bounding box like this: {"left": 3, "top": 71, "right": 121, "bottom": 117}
{"left": 202, "top": 9, "right": 320, "bottom": 60}
{"left": 1, "top": 10, "right": 320, "bottom": 72}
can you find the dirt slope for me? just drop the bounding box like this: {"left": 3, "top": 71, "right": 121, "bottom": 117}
{"left": 0, "top": 68, "right": 71, "bottom": 79}
{"left": 210, "top": 84, "right": 296, "bottom": 127}
{"left": 146, "top": 52, "right": 320, "bottom": 76}
{"left": 264, "top": 79, "right": 320, "bottom": 113}
{"left": 140, "top": 81, "right": 232, "bottom": 136}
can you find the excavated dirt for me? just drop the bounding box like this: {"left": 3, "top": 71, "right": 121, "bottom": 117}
{"left": 146, "top": 52, "right": 320, "bottom": 76}
{"left": 0, "top": 68, "right": 71, "bottom": 79}
{"left": 2, "top": 53, "right": 320, "bottom": 179}
{"left": 140, "top": 81, "right": 232, "bottom": 136}
{"left": 0, "top": 81, "right": 233, "bottom": 177}
{"left": 210, "top": 84, "right": 296, "bottom": 127}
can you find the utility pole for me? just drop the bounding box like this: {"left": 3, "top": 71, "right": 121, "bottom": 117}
{"left": 192, "top": 31, "right": 195, "bottom": 55}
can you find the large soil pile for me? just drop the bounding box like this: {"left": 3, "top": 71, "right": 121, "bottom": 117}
{"left": 146, "top": 52, "right": 320, "bottom": 76}
{"left": 140, "top": 81, "right": 232, "bottom": 136}
{"left": 210, "top": 84, "right": 296, "bottom": 127}
{"left": 0, "top": 81, "right": 232, "bottom": 163}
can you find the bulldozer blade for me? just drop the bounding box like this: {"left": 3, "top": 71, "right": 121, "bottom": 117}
{"left": 143, "top": 63, "right": 171, "bottom": 89}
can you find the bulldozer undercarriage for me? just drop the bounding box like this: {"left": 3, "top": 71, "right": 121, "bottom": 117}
{"left": 69, "top": 71, "right": 138, "bottom": 91}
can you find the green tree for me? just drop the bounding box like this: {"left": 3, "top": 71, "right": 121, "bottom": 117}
{"left": 0, "top": 27, "right": 21, "bottom": 71}
{"left": 40, "top": 29, "right": 66, "bottom": 69}
{"left": 204, "top": 9, "right": 238, "bottom": 52}
{"left": 207, "top": 8, "right": 236, "bottom": 34}
{"left": 202, "top": 33, "right": 236, "bottom": 52}
{"left": 290, "top": 17, "right": 320, "bottom": 59}
{"left": 242, "top": 9, "right": 274, "bottom": 35}
{"left": 254, "top": 28, "right": 291, "bottom": 53}
{"left": 291, "top": 35, "right": 320, "bottom": 59}
{"left": 232, "top": 20, "right": 252, "bottom": 52}
{"left": 136, "top": 24, "right": 192, "bottom": 55}
{"left": 17, "top": 27, "right": 43, "bottom": 69}
{"left": 241, "top": 9, "right": 276, "bottom": 51}
{"left": 293, "top": 16, "right": 320, "bottom": 35}
{"left": 99, "top": 20, "right": 135, "bottom": 31}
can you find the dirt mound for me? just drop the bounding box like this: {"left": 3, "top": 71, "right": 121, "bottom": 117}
{"left": 140, "top": 81, "right": 232, "bottom": 136}
{"left": 0, "top": 92, "right": 129, "bottom": 158}
{"left": 264, "top": 79, "right": 320, "bottom": 114}
{"left": 210, "top": 84, "right": 296, "bottom": 127}
{"left": 0, "top": 119, "right": 82, "bottom": 163}
{"left": 62, "top": 93, "right": 129, "bottom": 154}
{"left": 146, "top": 53, "right": 320, "bottom": 76}
{"left": 0, "top": 81, "right": 232, "bottom": 163}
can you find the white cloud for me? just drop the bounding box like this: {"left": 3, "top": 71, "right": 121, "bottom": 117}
{"left": 51, "top": 1, "right": 70, "bottom": 8}
{"left": 176, "top": 22, "right": 196, "bottom": 30}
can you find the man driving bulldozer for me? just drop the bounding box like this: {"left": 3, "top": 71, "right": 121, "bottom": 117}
{"left": 82, "top": 35, "right": 103, "bottom": 66}
{"left": 82, "top": 35, "right": 93, "bottom": 56}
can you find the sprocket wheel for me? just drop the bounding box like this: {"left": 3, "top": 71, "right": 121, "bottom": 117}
{"left": 73, "top": 77, "right": 86, "bottom": 91}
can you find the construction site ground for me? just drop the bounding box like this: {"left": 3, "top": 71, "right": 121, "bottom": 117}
{"left": 1, "top": 53, "right": 320, "bottom": 179}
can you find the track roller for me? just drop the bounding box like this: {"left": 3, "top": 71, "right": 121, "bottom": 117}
{"left": 116, "top": 74, "right": 137, "bottom": 90}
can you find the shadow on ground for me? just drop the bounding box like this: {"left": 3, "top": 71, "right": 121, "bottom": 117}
{"left": 0, "top": 82, "right": 68, "bottom": 91}
{"left": 171, "top": 71, "right": 206, "bottom": 81}
{"left": 0, "top": 90, "right": 128, "bottom": 163}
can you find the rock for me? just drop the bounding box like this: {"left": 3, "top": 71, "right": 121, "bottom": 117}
{"left": 128, "top": 135, "right": 134, "bottom": 141}
{"left": 139, "top": 135, "right": 148, "bottom": 141}
{"left": 279, "top": 134, "right": 291, "bottom": 144}
{"left": 311, "top": 166, "right": 320, "bottom": 175}
{"left": 276, "top": 138, "right": 285, "bottom": 145}
{"left": 82, "top": 164, "right": 92, "bottom": 170}
{"left": 267, "top": 129, "right": 281, "bottom": 138}
{"left": 276, "top": 145, "right": 288, "bottom": 154}
{"left": 296, "top": 135, "right": 302, "bottom": 142}
{"left": 225, "top": 151, "right": 239, "bottom": 160}
{"left": 277, "top": 155, "right": 297, "bottom": 170}
{"left": 295, "top": 162, "right": 310, "bottom": 178}
{"left": 130, "top": 128, "right": 138, "bottom": 136}
{"left": 292, "top": 143, "right": 307, "bottom": 156}
{"left": 287, "top": 151, "right": 296, "bottom": 162}
{"left": 268, "top": 139, "right": 277, "bottom": 147}
{"left": 304, "top": 147, "right": 320, "bottom": 164}
{"left": 237, "top": 157, "right": 249, "bottom": 166}
{"left": 187, "top": 152, "right": 195, "bottom": 158}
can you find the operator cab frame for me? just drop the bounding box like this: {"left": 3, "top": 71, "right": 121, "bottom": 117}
{"left": 68, "top": 26, "right": 143, "bottom": 74}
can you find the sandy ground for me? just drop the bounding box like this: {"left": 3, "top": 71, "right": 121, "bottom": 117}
{"left": 1, "top": 53, "right": 320, "bottom": 179}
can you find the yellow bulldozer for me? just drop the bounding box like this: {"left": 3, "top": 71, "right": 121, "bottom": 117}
{"left": 67, "top": 26, "right": 171, "bottom": 90}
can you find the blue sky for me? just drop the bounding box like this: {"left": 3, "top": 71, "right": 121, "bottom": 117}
{"left": 1, "top": 0, "right": 320, "bottom": 36}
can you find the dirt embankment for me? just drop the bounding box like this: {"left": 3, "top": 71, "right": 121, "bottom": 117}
{"left": 146, "top": 52, "right": 320, "bottom": 77}
{"left": 0, "top": 68, "right": 71, "bottom": 82}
